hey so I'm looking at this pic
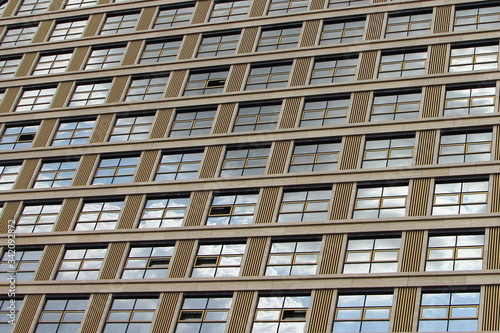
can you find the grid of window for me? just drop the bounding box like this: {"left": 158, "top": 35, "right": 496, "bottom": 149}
{"left": 0, "top": 299, "right": 22, "bottom": 332}
{"left": 328, "top": 0, "right": 369, "bottom": 8}
{"left": 378, "top": 50, "right": 427, "bottom": 78}
{"left": 0, "top": 57, "right": 21, "bottom": 78}
{"left": 68, "top": 82, "right": 111, "bottom": 106}
{"left": 0, "top": 249, "right": 42, "bottom": 281}
{"left": 121, "top": 245, "right": 174, "bottom": 279}
{"left": 246, "top": 63, "right": 291, "bottom": 90}
{"left": 175, "top": 297, "right": 232, "bottom": 333}
{"left": 92, "top": 157, "right": 138, "bottom": 185}
{"left": 51, "top": 120, "right": 95, "bottom": 146}
{"left": 170, "top": 110, "right": 216, "bottom": 137}
{"left": 184, "top": 70, "right": 228, "bottom": 95}
{"left": 443, "top": 86, "right": 496, "bottom": 116}
{"left": 16, "top": 0, "right": 51, "bottom": 15}
{"left": 267, "top": 0, "right": 309, "bottom": 15}
{"left": 438, "top": 130, "right": 492, "bottom": 164}
{"left": 154, "top": 6, "right": 194, "bottom": 29}
{"left": 265, "top": 240, "right": 321, "bottom": 276}
{"left": 310, "top": 57, "right": 358, "bottom": 84}
{"left": 418, "top": 291, "right": 479, "bottom": 332}
{"left": 191, "top": 243, "right": 246, "bottom": 277}
{"left": 353, "top": 185, "right": 408, "bottom": 219}
{"left": 300, "top": 97, "right": 349, "bottom": 127}
{"left": 15, "top": 87, "right": 56, "bottom": 112}
{"left": 385, "top": 12, "right": 433, "bottom": 38}
{"left": 0, "top": 124, "right": 39, "bottom": 150}
{"left": 0, "top": 164, "right": 21, "bottom": 190}
{"left": 432, "top": 180, "right": 489, "bottom": 215}
{"left": 100, "top": 13, "right": 139, "bottom": 35}
{"left": 124, "top": 76, "right": 168, "bottom": 101}
{"left": 332, "top": 293, "right": 393, "bottom": 333}
{"left": 343, "top": 237, "right": 401, "bottom": 273}
{"left": 109, "top": 115, "right": 154, "bottom": 142}
{"left": 206, "top": 193, "right": 258, "bottom": 225}
{"left": 449, "top": 44, "right": 499, "bottom": 72}
{"left": 252, "top": 295, "right": 310, "bottom": 332}
{"left": 197, "top": 33, "right": 240, "bottom": 57}
{"left": 154, "top": 152, "right": 202, "bottom": 181}
{"left": 362, "top": 137, "right": 414, "bottom": 168}
{"left": 233, "top": 103, "right": 281, "bottom": 132}
{"left": 34, "top": 299, "right": 88, "bottom": 333}
{"left": 49, "top": 19, "right": 88, "bottom": 41}
{"left": 103, "top": 298, "right": 158, "bottom": 333}
{"left": 320, "top": 19, "right": 365, "bottom": 45}
{"left": 220, "top": 147, "right": 269, "bottom": 177}
{"left": 64, "top": 0, "right": 96, "bottom": 9}
{"left": 257, "top": 26, "right": 301, "bottom": 51}
{"left": 138, "top": 197, "right": 189, "bottom": 228}
{"left": 85, "top": 46, "right": 126, "bottom": 70}
{"left": 277, "top": 189, "right": 331, "bottom": 222}
{"left": 74, "top": 201, "right": 124, "bottom": 231}
{"left": 55, "top": 248, "right": 106, "bottom": 280}
{"left": 370, "top": 91, "right": 422, "bottom": 122}
{"left": 32, "top": 52, "right": 73, "bottom": 75}
{"left": 33, "top": 161, "right": 79, "bottom": 188}
{"left": 210, "top": 0, "right": 250, "bottom": 22}
{"left": 140, "top": 40, "right": 181, "bottom": 64}
{"left": 425, "top": 234, "right": 484, "bottom": 271}
{"left": 1, "top": 25, "right": 38, "bottom": 47}
{"left": 289, "top": 142, "right": 340, "bottom": 172}
{"left": 15, "top": 203, "right": 62, "bottom": 233}
{"left": 454, "top": 5, "right": 500, "bottom": 31}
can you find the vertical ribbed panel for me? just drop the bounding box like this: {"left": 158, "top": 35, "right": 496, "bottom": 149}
{"left": 238, "top": 27, "right": 258, "bottom": 53}
{"left": 373, "top": 0, "right": 387, "bottom": 2}
{"left": 192, "top": 0, "right": 210, "bottom": 24}
{"left": 495, "top": 126, "right": 500, "bottom": 161}
{"left": 401, "top": 230, "right": 424, "bottom": 272}
{"left": 100, "top": 242, "right": 127, "bottom": 279}
{"left": 433, "top": 6, "right": 452, "bottom": 33}
{"left": 330, "top": 183, "right": 353, "bottom": 220}
{"left": 121, "top": 40, "right": 142, "bottom": 66}
{"left": 90, "top": 114, "right": 114, "bottom": 143}
{"left": 358, "top": 51, "right": 377, "bottom": 80}
{"left": 34, "top": 244, "right": 61, "bottom": 280}
{"left": 165, "top": 70, "right": 187, "bottom": 98}
{"left": 487, "top": 227, "right": 500, "bottom": 269}
{"left": 136, "top": 7, "right": 156, "bottom": 30}
{"left": 279, "top": 97, "right": 301, "bottom": 129}
{"left": 310, "top": 0, "right": 326, "bottom": 10}
{"left": 96, "top": 0, "right": 110, "bottom": 4}
{"left": 54, "top": 198, "right": 80, "bottom": 232}
{"left": 242, "top": 237, "right": 267, "bottom": 276}
{"left": 12, "top": 295, "right": 43, "bottom": 333}
{"left": 48, "top": 0, "right": 63, "bottom": 11}
{"left": 483, "top": 285, "right": 500, "bottom": 331}
{"left": 393, "top": 288, "right": 417, "bottom": 332}
{"left": 1, "top": 0, "right": 18, "bottom": 17}
{"left": 267, "top": 141, "right": 291, "bottom": 174}
{"left": 409, "top": 178, "right": 431, "bottom": 216}
{"left": 151, "top": 293, "right": 180, "bottom": 333}
{"left": 0, "top": 201, "right": 21, "bottom": 234}
{"left": 415, "top": 130, "right": 437, "bottom": 165}
{"left": 422, "top": 85, "right": 442, "bottom": 118}
{"left": 117, "top": 195, "right": 144, "bottom": 229}
{"left": 349, "top": 91, "right": 370, "bottom": 123}
{"left": 80, "top": 294, "right": 109, "bottom": 333}
{"left": 83, "top": 13, "right": 105, "bottom": 37}
{"left": 290, "top": 57, "right": 311, "bottom": 87}
{"left": 67, "top": 47, "right": 89, "bottom": 71}
{"left": 491, "top": 175, "right": 500, "bottom": 213}
{"left": 178, "top": 34, "right": 200, "bottom": 60}
{"left": 0, "top": 87, "right": 20, "bottom": 113}
{"left": 13, "top": 159, "right": 39, "bottom": 189}
{"left": 150, "top": 109, "right": 172, "bottom": 138}
{"left": 227, "top": 291, "right": 255, "bottom": 333}
{"left": 32, "top": 21, "right": 52, "bottom": 43}
{"left": 340, "top": 136, "right": 361, "bottom": 170}
{"left": 199, "top": 146, "right": 223, "bottom": 178}
{"left": 319, "top": 234, "right": 344, "bottom": 274}
{"left": 300, "top": 20, "right": 320, "bottom": 47}
{"left": 365, "top": 13, "right": 385, "bottom": 40}
{"left": 51, "top": 81, "right": 73, "bottom": 108}
{"left": 307, "top": 289, "right": 334, "bottom": 333}
{"left": 249, "top": 0, "right": 267, "bottom": 17}
{"left": 255, "top": 187, "right": 280, "bottom": 224}
{"left": 184, "top": 191, "right": 210, "bottom": 226}
{"left": 107, "top": 76, "right": 128, "bottom": 103}
{"left": 32, "top": 118, "right": 57, "bottom": 147}
{"left": 72, "top": 154, "right": 98, "bottom": 186}
{"left": 134, "top": 150, "right": 159, "bottom": 182}
{"left": 169, "top": 240, "right": 196, "bottom": 278}
{"left": 226, "top": 64, "right": 247, "bottom": 92}
{"left": 16, "top": 52, "right": 37, "bottom": 76}
{"left": 428, "top": 44, "right": 448, "bottom": 74}
{"left": 213, "top": 103, "right": 236, "bottom": 134}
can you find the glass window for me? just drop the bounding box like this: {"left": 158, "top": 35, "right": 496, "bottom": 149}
{"left": 385, "top": 12, "right": 433, "bottom": 38}
{"left": 140, "top": 39, "right": 181, "bottom": 64}
{"left": 320, "top": 19, "right": 365, "bottom": 45}
{"left": 109, "top": 115, "right": 154, "bottom": 142}
{"left": 103, "top": 298, "right": 158, "bottom": 333}
{"left": 197, "top": 32, "right": 240, "bottom": 57}
{"left": 362, "top": 137, "right": 414, "bottom": 168}
{"left": 191, "top": 243, "right": 246, "bottom": 277}
{"left": 378, "top": 50, "right": 427, "bottom": 78}
{"left": 138, "top": 197, "right": 189, "bottom": 228}
{"left": 0, "top": 57, "right": 21, "bottom": 78}
{"left": 74, "top": 200, "right": 124, "bottom": 231}
{"left": 343, "top": 237, "right": 401, "bottom": 273}
{"left": 257, "top": 26, "right": 301, "bottom": 51}
{"left": 370, "top": 91, "right": 422, "bottom": 122}
{"left": 68, "top": 81, "right": 111, "bottom": 106}
{"left": 277, "top": 189, "right": 331, "bottom": 222}
{"left": 418, "top": 291, "right": 480, "bottom": 332}
{"left": 1, "top": 24, "right": 38, "bottom": 47}
{"left": 32, "top": 52, "right": 73, "bottom": 75}
{"left": 265, "top": 240, "right": 321, "bottom": 275}
{"left": 121, "top": 245, "right": 174, "bottom": 279}
{"left": 92, "top": 156, "right": 139, "bottom": 185}
{"left": 246, "top": 63, "right": 292, "bottom": 90}
{"left": 170, "top": 109, "right": 216, "bottom": 137}
{"left": 15, "top": 203, "right": 62, "bottom": 233}
{"left": 432, "top": 180, "right": 489, "bottom": 215}
{"left": 289, "top": 142, "right": 340, "bottom": 172}
{"left": 34, "top": 299, "right": 88, "bottom": 333}
{"left": 100, "top": 13, "right": 139, "bottom": 35}
{"left": 443, "top": 85, "right": 496, "bottom": 116}
{"left": 51, "top": 119, "right": 95, "bottom": 146}
{"left": 220, "top": 147, "right": 270, "bottom": 177}
{"left": 210, "top": 0, "right": 250, "bottom": 22}
{"left": 328, "top": 0, "right": 369, "bottom": 8}
{"left": 333, "top": 293, "right": 393, "bottom": 333}
{"left": 85, "top": 46, "right": 126, "bottom": 70}
{"left": 16, "top": 0, "right": 51, "bottom": 15}
{"left": 438, "top": 130, "right": 492, "bottom": 164}
{"left": 206, "top": 193, "right": 258, "bottom": 225}
{"left": 184, "top": 69, "right": 228, "bottom": 95}
{"left": 0, "top": 299, "right": 23, "bottom": 333}
{"left": 64, "top": 0, "right": 96, "bottom": 9}
{"left": 33, "top": 160, "right": 80, "bottom": 188}
{"left": 49, "top": 19, "right": 88, "bottom": 41}
{"left": 175, "top": 296, "right": 233, "bottom": 333}
{"left": 14, "top": 86, "right": 57, "bottom": 112}
{"left": 449, "top": 44, "right": 499, "bottom": 72}
{"left": 55, "top": 248, "right": 107, "bottom": 280}
{"left": 233, "top": 103, "right": 281, "bottom": 132}
{"left": 425, "top": 234, "right": 484, "bottom": 271}
{"left": 0, "top": 164, "right": 22, "bottom": 190}
{"left": 455, "top": 4, "right": 500, "bottom": 31}
{"left": 310, "top": 57, "right": 358, "bottom": 84}
{"left": 154, "top": 151, "right": 202, "bottom": 181}
{"left": 154, "top": 5, "right": 194, "bottom": 29}
{"left": 124, "top": 75, "right": 169, "bottom": 101}
{"left": 267, "top": 0, "right": 309, "bottom": 15}
{"left": 252, "top": 295, "right": 310, "bottom": 332}
{"left": 0, "top": 248, "right": 43, "bottom": 281}
{"left": 353, "top": 184, "right": 408, "bottom": 218}
{"left": 0, "top": 124, "right": 39, "bottom": 150}
{"left": 300, "top": 97, "right": 349, "bottom": 127}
